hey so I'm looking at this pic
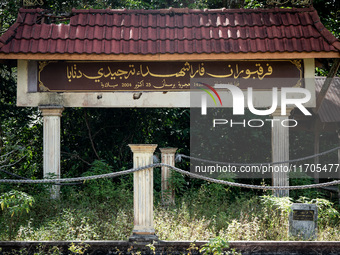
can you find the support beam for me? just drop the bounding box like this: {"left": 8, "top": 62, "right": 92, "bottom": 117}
{"left": 272, "top": 109, "right": 290, "bottom": 197}
{"left": 40, "top": 105, "right": 64, "bottom": 199}
{"left": 128, "top": 144, "right": 158, "bottom": 242}
{"left": 160, "top": 147, "right": 177, "bottom": 205}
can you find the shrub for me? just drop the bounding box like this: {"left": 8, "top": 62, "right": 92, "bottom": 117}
{"left": 0, "top": 190, "right": 34, "bottom": 239}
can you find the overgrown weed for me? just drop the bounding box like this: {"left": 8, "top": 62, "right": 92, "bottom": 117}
{"left": 1, "top": 179, "right": 340, "bottom": 241}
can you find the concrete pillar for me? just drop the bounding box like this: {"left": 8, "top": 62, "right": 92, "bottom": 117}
{"left": 338, "top": 131, "right": 340, "bottom": 178}
{"left": 271, "top": 109, "right": 290, "bottom": 197}
{"left": 40, "top": 105, "right": 64, "bottom": 199}
{"left": 314, "top": 119, "right": 320, "bottom": 183}
{"left": 128, "top": 144, "right": 158, "bottom": 242}
{"left": 337, "top": 131, "right": 340, "bottom": 204}
{"left": 160, "top": 147, "right": 177, "bottom": 205}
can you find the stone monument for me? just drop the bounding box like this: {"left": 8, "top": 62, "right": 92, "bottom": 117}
{"left": 289, "top": 203, "right": 317, "bottom": 240}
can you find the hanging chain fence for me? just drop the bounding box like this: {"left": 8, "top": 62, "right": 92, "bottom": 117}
{"left": 1, "top": 146, "right": 340, "bottom": 190}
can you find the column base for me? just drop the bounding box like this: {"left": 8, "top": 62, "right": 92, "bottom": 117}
{"left": 128, "top": 233, "right": 158, "bottom": 244}
{"left": 273, "top": 189, "right": 289, "bottom": 197}
{"left": 50, "top": 185, "right": 60, "bottom": 199}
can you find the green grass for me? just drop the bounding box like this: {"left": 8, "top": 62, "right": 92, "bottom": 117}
{"left": 1, "top": 180, "right": 340, "bottom": 241}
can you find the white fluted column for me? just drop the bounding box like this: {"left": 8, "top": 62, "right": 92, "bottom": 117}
{"left": 272, "top": 109, "right": 290, "bottom": 197}
{"left": 40, "top": 106, "right": 64, "bottom": 199}
{"left": 338, "top": 131, "right": 340, "bottom": 179}
{"left": 129, "top": 144, "right": 157, "bottom": 237}
{"left": 160, "top": 147, "right": 177, "bottom": 205}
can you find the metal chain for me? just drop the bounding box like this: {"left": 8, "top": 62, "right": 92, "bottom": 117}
{"left": 1, "top": 163, "right": 340, "bottom": 190}
{"left": 176, "top": 146, "right": 340, "bottom": 166}
{"left": 0, "top": 168, "right": 27, "bottom": 180}
{"left": 169, "top": 165, "right": 340, "bottom": 190}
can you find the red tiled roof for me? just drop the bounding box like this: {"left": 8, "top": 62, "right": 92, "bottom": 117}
{"left": 0, "top": 7, "right": 339, "bottom": 56}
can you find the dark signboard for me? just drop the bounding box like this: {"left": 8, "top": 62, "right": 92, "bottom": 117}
{"left": 38, "top": 60, "right": 303, "bottom": 92}
{"left": 293, "top": 210, "right": 314, "bottom": 221}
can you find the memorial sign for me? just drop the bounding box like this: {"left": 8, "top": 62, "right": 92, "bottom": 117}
{"left": 292, "top": 210, "right": 315, "bottom": 221}
{"left": 289, "top": 203, "right": 317, "bottom": 240}
{"left": 38, "top": 60, "right": 303, "bottom": 92}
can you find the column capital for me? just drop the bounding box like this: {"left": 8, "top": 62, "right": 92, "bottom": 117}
{"left": 160, "top": 147, "right": 178, "bottom": 154}
{"left": 128, "top": 144, "right": 157, "bottom": 154}
{"left": 39, "top": 105, "right": 64, "bottom": 117}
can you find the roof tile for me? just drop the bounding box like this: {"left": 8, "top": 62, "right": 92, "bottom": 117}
{"left": 102, "top": 40, "right": 109, "bottom": 54}
{"left": 148, "top": 13, "right": 157, "bottom": 27}
{"left": 251, "top": 12, "right": 262, "bottom": 26}
{"left": 40, "top": 24, "right": 52, "bottom": 38}
{"left": 321, "top": 28, "right": 338, "bottom": 44}
{"left": 280, "top": 13, "right": 289, "bottom": 26}
{"left": 55, "top": 39, "right": 65, "bottom": 53}
{"left": 0, "top": 7, "right": 339, "bottom": 55}
{"left": 51, "top": 25, "right": 64, "bottom": 40}
{"left": 15, "top": 25, "right": 24, "bottom": 39}
{"left": 94, "top": 13, "right": 104, "bottom": 26}
{"left": 84, "top": 26, "right": 94, "bottom": 40}
{"left": 87, "top": 14, "right": 95, "bottom": 26}
{"left": 75, "top": 26, "right": 85, "bottom": 39}
{"left": 303, "top": 37, "right": 311, "bottom": 51}
{"left": 74, "top": 39, "right": 83, "bottom": 53}
{"left": 94, "top": 26, "right": 103, "bottom": 40}
{"left": 48, "top": 39, "right": 56, "bottom": 52}
{"left": 19, "top": 39, "right": 29, "bottom": 52}
{"left": 267, "top": 12, "right": 278, "bottom": 26}
{"left": 37, "top": 39, "right": 47, "bottom": 52}
{"left": 23, "top": 13, "right": 37, "bottom": 25}
{"left": 234, "top": 13, "right": 244, "bottom": 26}
{"left": 333, "top": 41, "right": 340, "bottom": 51}
{"left": 298, "top": 12, "right": 309, "bottom": 26}
{"left": 30, "top": 39, "right": 38, "bottom": 53}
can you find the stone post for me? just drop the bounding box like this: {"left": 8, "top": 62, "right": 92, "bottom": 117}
{"left": 271, "top": 109, "right": 290, "bottom": 197}
{"left": 338, "top": 131, "right": 340, "bottom": 203}
{"left": 160, "top": 147, "right": 177, "bottom": 205}
{"left": 128, "top": 144, "right": 158, "bottom": 242}
{"left": 338, "top": 130, "right": 340, "bottom": 171}
{"left": 313, "top": 119, "right": 320, "bottom": 183}
{"left": 289, "top": 203, "right": 317, "bottom": 240}
{"left": 40, "top": 105, "right": 64, "bottom": 199}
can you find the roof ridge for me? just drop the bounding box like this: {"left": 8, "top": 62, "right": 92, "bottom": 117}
{"left": 61, "top": 23, "right": 320, "bottom": 29}
{"left": 69, "top": 7, "right": 315, "bottom": 15}
{"left": 19, "top": 8, "right": 48, "bottom": 13}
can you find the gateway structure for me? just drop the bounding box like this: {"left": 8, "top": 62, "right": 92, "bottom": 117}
{"left": 0, "top": 7, "right": 339, "bottom": 200}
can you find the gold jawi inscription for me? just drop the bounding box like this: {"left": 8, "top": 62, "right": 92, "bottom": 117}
{"left": 38, "top": 60, "right": 303, "bottom": 92}
{"left": 293, "top": 210, "right": 314, "bottom": 221}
